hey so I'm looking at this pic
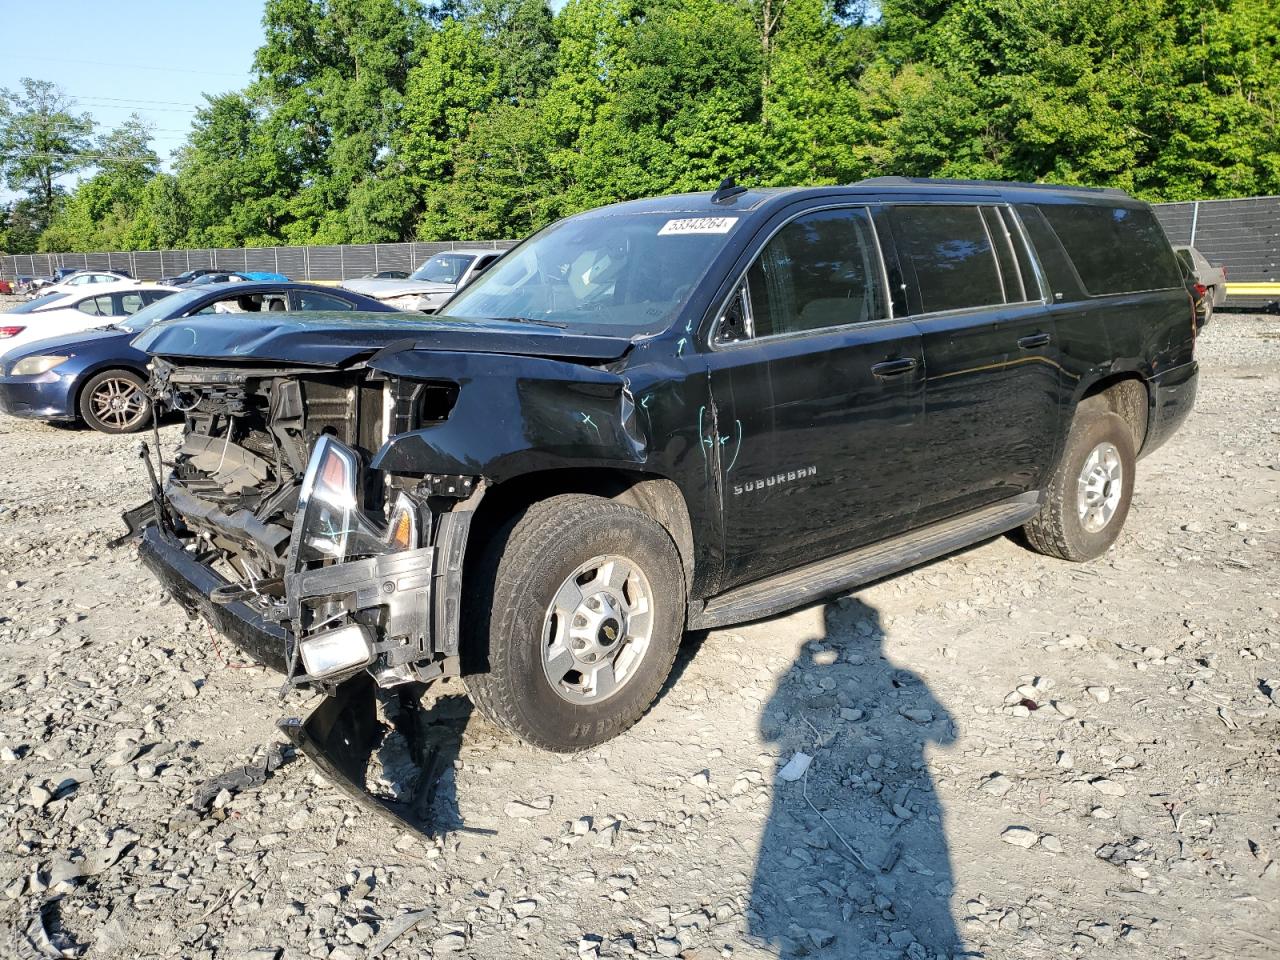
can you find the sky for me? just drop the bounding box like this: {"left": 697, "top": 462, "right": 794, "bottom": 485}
{"left": 1, "top": 0, "right": 265, "bottom": 198}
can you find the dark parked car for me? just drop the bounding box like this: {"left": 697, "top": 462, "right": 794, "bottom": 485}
{"left": 160, "top": 268, "right": 223, "bottom": 285}
{"left": 122, "top": 178, "right": 1197, "bottom": 806}
{"left": 0, "top": 282, "right": 396, "bottom": 434}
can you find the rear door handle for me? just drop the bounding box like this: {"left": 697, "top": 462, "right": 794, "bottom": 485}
{"left": 871, "top": 357, "right": 919, "bottom": 379}
{"left": 1017, "top": 333, "right": 1051, "bottom": 350}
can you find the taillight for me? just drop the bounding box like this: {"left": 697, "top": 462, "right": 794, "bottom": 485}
{"left": 0, "top": 326, "right": 24, "bottom": 338}
{"left": 1193, "top": 283, "right": 1207, "bottom": 297}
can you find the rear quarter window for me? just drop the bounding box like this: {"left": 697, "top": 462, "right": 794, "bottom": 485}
{"left": 1036, "top": 203, "right": 1181, "bottom": 295}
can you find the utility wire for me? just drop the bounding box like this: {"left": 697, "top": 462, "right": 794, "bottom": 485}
{"left": 5, "top": 54, "right": 248, "bottom": 78}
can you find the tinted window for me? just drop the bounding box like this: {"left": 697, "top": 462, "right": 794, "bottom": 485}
{"left": 742, "top": 207, "right": 887, "bottom": 338}
{"left": 1015, "top": 204, "right": 1083, "bottom": 300}
{"left": 892, "top": 205, "right": 1003, "bottom": 313}
{"left": 1036, "top": 203, "right": 1181, "bottom": 295}
{"left": 140, "top": 290, "right": 173, "bottom": 305}
{"left": 295, "top": 290, "right": 354, "bottom": 311}
{"left": 119, "top": 293, "right": 145, "bottom": 314}
{"left": 980, "top": 207, "right": 1028, "bottom": 302}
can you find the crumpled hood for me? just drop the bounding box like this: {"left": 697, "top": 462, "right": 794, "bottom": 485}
{"left": 132, "top": 310, "right": 635, "bottom": 367}
{"left": 340, "top": 278, "right": 454, "bottom": 299}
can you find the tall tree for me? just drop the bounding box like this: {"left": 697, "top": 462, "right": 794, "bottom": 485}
{"left": 0, "top": 79, "right": 94, "bottom": 235}
{"left": 40, "top": 116, "right": 162, "bottom": 251}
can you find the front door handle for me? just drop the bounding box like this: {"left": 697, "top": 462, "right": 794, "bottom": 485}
{"left": 871, "top": 357, "right": 919, "bottom": 379}
{"left": 1017, "top": 332, "right": 1052, "bottom": 350}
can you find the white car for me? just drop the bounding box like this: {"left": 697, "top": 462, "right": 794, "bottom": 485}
{"left": 340, "top": 249, "right": 504, "bottom": 312}
{"left": 33, "top": 270, "right": 139, "bottom": 300}
{"left": 1, "top": 283, "right": 178, "bottom": 359}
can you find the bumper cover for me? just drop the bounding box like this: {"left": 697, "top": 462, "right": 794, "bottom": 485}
{"left": 0, "top": 376, "right": 77, "bottom": 421}
{"left": 138, "top": 525, "right": 289, "bottom": 670}
{"left": 1141, "top": 360, "right": 1198, "bottom": 458}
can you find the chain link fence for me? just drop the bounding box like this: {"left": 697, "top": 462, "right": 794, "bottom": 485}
{"left": 0, "top": 240, "right": 517, "bottom": 284}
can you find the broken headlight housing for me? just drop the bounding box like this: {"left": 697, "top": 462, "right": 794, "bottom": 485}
{"left": 293, "top": 435, "right": 422, "bottom": 566}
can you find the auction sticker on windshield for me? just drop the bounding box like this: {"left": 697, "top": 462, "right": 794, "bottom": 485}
{"left": 658, "top": 217, "right": 739, "bottom": 235}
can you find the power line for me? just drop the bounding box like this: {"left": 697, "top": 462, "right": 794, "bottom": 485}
{"left": 4, "top": 152, "right": 168, "bottom": 164}
{"left": 5, "top": 54, "right": 249, "bottom": 79}
{"left": 67, "top": 94, "right": 204, "bottom": 108}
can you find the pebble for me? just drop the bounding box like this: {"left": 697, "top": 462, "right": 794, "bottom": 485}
{"left": 1087, "top": 686, "right": 1111, "bottom": 704}
{"left": 981, "top": 774, "right": 1014, "bottom": 797}
{"left": 1041, "top": 835, "right": 1064, "bottom": 854}
{"left": 655, "top": 937, "right": 682, "bottom": 957}
{"left": 1001, "top": 826, "right": 1039, "bottom": 848}
{"left": 432, "top": 932, "right": 467, "bottom": 953}
{"left": 504, "top": 796, "right": 553, "bottom": 818}
{"left": 1091, "top": 778, "right": 1127, "bottom": 797}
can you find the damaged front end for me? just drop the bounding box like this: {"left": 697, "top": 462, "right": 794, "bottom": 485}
{"left": 119, "top": 357, "right": 482, "bottom": 824}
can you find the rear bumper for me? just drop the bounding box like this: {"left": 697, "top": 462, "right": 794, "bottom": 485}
{"left": 1141, "top": 360, "right": 1198, "bottom": 458}
{"left": 138, "top": 524, "right": 289, "bottom": 671}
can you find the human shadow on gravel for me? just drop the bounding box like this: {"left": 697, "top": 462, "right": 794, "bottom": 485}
{"left": 748, "top": 598, "right": 960, "bottom": 959}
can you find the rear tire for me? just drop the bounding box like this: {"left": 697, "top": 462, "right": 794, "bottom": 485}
{"left": 464, "top": 494, "right": 686, "bottom": 752}
{"left": 1023, "top": 408, "right": 1135, "bottom": 562}
{"left": 79, "top": 369, "right": 152, "bottom": 434}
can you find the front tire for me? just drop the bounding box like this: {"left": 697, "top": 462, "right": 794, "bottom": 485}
{"left": 79, "top": 369, "right": 152, "bottom": 434}
{"left": 1023, "top": 408, "right": 1135, "bottom": 561}
{"left": 464, "top": 494, "right": 686, "bottom": 752}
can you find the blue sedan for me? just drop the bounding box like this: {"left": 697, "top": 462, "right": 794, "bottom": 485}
{"left": 0, "top": 281, "right": 398, "bottom": 434}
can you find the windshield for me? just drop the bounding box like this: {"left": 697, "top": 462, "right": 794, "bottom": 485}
{"left": 117, "top": 288, "right": 200, "bottom": 332}
{"left": 438, "top": 212, "right": 737, "bottom": 334}
{"left": 411, "top": 254, "right": 473, "bottom": 284}
{"left": 8, "top": 292, "right": 69, "bottom": 314}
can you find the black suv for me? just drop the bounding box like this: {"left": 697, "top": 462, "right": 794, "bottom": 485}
{"left": 123, "top": 178, "right": 1197, "bottom": 784}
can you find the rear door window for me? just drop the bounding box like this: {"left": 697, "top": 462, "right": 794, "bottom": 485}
{"left": 891, "top": 205, "right": 1004, "bottom": 314}
{"left": 293, "top": 290, "right": 355, "bottom": 311}
{"left": 118, "top": 293, "right": 145, "bottom": 315}
{"left": 1036, "top": 203, "right": 1181, "bottom": 295}
{"left": 76, "top": 295, "right": 113, "bottom": 316}
{"left": 738, "top": 206, "right": 888, "bottom": 339}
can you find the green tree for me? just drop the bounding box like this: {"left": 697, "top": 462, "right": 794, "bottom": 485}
{"left": 40, "top": 116, "right": 162, "bottom": 251}
{"left": 0, "top": 79, "right": 94, "bottom": 235}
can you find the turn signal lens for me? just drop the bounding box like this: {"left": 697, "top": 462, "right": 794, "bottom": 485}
{"left": 0, "top": 326, "right": 24, "bottom": 338}
{"left": 386, "top": 493, "right": 419, "bottom": 550}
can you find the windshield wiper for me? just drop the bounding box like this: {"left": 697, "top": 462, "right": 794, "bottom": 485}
{"left": 491, "top": 315, "right": 568, "bottom": 329}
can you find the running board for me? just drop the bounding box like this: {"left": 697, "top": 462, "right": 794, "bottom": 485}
{"left": 690, "top": 492, "right": 1043, "bottom": 630}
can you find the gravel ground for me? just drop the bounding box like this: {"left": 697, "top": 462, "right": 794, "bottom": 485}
{"left": 0, "top": 311, "right": 1277, "bottom": 960}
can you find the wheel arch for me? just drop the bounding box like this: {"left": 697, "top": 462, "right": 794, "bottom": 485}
{"left": 1075, "top": 372, "right": 1149, "bottom": 455}
{"left": 464, "top": 467, "right": 696, "bottom": 595}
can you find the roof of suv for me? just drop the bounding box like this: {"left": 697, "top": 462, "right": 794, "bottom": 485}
{"left": 578, "top": 178, "right": 1143, "bottom": 223}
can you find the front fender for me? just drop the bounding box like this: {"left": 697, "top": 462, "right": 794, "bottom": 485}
{"left": 369, "top": 350, "right": 648, "bottom": 480}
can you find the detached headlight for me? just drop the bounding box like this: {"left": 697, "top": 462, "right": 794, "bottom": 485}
{"left": 293, "top": 437, "right": 423, "bottom": 566}
{"left": 11, "top": 354, "right": 69, "bottom": 376}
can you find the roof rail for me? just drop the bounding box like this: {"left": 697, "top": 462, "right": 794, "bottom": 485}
{"left": 855, "top": 176, "right": 1129, "bottom": 197}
